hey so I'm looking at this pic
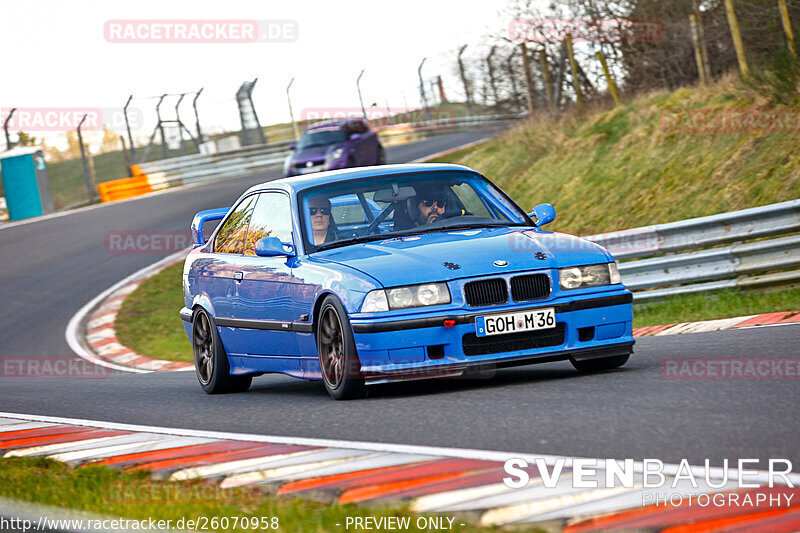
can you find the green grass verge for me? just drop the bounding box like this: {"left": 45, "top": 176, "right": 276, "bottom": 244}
{"left": 115, "top": 262, "right": 191, "bottom": 363}
{"left": 632, "top": 287, "right": 800, "bottom": 328}
{"left": 0, "top": 457, "right": 515, "bottom": 532}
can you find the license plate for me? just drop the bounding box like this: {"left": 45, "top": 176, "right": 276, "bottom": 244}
{"left": 475, "top": 308, "right": 555, "bottom": 337}
{"left": 298, "top": 165, "right": 323, "bottom": 174}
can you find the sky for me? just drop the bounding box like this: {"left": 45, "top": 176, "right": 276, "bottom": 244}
{"left": 0, "top": 0, "right": 516, "bottom": 148}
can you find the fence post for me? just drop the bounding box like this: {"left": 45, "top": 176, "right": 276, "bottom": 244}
{"left": 3, "top": 108, "right": 16, "bottom": 151}
{"left": 519, "top": 42, "right": 536, "bottom": 116}
{"left": 778, "top": 0, "right": 797, "bottom": 59}
{"left": 487, "top": 46, "right": 499, "bottom": 106}
{"left": 596, "top": 51, "right": 620, "bottom": 105}
{"left": 192, "top": 88, "right": 204, "bottom": 143}
{"left": 457, "top": 45, "right": 473, "bottom": 117}
{"left": 155, "top": 94, "right": 169, "bottom": 159}
{"left": 120, "top": 135, "right": 132, "bottom": 176}
{"left": 565, "top": 33, "right": 584, "bottom": 112}
{"left": 417, "top": 57, "right": 431, "bottom": 120}
{"left": 539, "top": 49, "right": 554, "bottom": 112}
{"left": 286, "top": 78, "right": 299, "bottom": 141}
{"left": 692, "top": 0, "right": 712, "bottom": 81}
{"left": 724, "top": 0, "right": 749, "bottom": 76}
{"left": 76, "top": 114, "right": 96, "bottom": 202}
{"left": 506, "top": 48, "right": 522, "bottom": 111}
{"left": 123, "top": 96, "right": 135, "bottom": 165}
{"left": 689, "top": 14, "right": 708, "bottom": 86}
{"left": 175, "top": 93, "right": 187, "bottom": 156}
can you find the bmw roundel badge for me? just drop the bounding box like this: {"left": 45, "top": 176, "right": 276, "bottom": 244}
{"left": 493, "top": 260, "right": 509, "bottom": 267}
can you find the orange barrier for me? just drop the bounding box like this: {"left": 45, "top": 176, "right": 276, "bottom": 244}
{"left": 97, "top": 175, "right": 152, "bottom": 202}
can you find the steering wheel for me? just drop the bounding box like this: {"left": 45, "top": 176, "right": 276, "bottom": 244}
{"left": 425, "top": 213, "right": 490, "bottom": 228}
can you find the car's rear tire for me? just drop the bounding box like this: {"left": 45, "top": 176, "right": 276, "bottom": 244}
{"left": 192, "top": 308, "right": 252, "bottom": 394}
{"left": 376, "top": 144, "right": 386, "bottom": 165}
{"left": 316, "top": 296, "right": 366, "bottom": 400}
{"left": 570, "top": 354, "right": 629, "bottom": 373}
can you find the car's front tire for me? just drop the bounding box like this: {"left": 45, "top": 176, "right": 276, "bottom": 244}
{"left": 316, "top": 296, "right": 366, "bottom": 400}
{"left": 570, "top": 354, "right": 629, "bottom": 373}
{"left": 192, "top": 308, "right": 252, "bottom": 394}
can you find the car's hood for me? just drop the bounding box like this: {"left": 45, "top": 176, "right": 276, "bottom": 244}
{"left": 312, "top": 227, "right": 613, "bottom": 287}
{"left": 293, "top": 144, "right": 333, "bottom": 163}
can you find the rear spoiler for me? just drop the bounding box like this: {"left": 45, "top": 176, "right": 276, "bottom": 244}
{"left": 191, "top": 207, "right": 229, "bottom": 246}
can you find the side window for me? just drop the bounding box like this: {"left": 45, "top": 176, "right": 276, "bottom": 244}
{"left": 244, "top": 193, "right": 294, "bottom": 255}
{"left": 214, "top": 195, "right": 257, "bottom": 254}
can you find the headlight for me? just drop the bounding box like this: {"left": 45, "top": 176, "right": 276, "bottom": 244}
{"left": 361, "top": 283, "right": 450, "bottom": 312}
{"left": 388, "top": 287, "right": 414, "bottom": 308}
{"left": 559, "top": 263, "right": 619, "bottom": 290}
{"left": 609, "top": 262, "right": 621, "bottom": 284}
{"left": 327, "top": 147, "right": 344, "bottom": 161}
{"left": 361, "top": 290, "right": 389, "bottom": 313}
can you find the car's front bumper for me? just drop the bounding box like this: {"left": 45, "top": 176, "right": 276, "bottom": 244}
{"left": 348, "top": 290, "right": 634, "bottom": 385}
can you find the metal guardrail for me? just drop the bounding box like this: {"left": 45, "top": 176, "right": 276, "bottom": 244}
{"left": 98, "top": 113, "right": 525, "bottom": 202}
{"left": 135, "top": 140, "right": 295, "bottom": 176}
{"left": 375, "top": 112, "right": 528, "bottom": 134}
{"left": 585, "top": 199, "right": 800, "bottom": 300}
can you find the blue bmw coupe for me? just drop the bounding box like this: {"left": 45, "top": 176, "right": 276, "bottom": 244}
{"left": 181, "top": 164, "right": 634, "bottom": 399}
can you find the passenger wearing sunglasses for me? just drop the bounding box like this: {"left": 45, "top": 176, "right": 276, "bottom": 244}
{"left": 309, "top": 196, "right": 335, "bottom": 245}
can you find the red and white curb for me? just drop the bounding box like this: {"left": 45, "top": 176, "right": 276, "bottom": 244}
{"left": 65, "top": 250, "right": 193, "bottom": 374}
{"left": 83, "top": 267, "right": 190, "bottom": 373}
{"left": 1, "top": 412, "right": 798, "bottom": 531}
{"left": 632, "top": 310, "right": 800, "bottom": 337}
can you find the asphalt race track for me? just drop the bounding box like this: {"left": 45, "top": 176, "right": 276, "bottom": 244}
{"left": 1, "top": 129, "right": 798, "bottom": 471}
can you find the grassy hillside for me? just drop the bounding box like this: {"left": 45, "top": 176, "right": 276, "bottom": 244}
{"left": 430, "top": 75, "right": 800, "bottom": 235}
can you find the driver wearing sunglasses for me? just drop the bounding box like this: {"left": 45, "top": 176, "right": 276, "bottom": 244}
{"left": 411, "top": 186, "right": 448, "bottom": 226}
{"left": 309, "top": 196, "right": 335, "bottom": 245}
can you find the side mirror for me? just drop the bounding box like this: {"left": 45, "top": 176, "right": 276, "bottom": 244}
{"left": 349, "top": 132, "right": 361, "bottom": 141}
{"left": 255, "top": 236, "right": 296, "bottom": 257}
{"left": 529, "top": 203, "right": 556, "bottom": 226}
{"left": 191, "top": 207, "right": 229, "bottom": 245}
{"left": 289, "top": 143, "right": 297, "bottom": 151}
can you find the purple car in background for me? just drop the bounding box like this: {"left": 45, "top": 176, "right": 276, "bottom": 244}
{"left": 283, "top": 118, "right": 385, "bottom": 177}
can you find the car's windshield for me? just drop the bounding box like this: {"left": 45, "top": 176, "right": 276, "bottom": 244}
{"left": 297, "top": 126, "right": 347, "bottom": 149}
{"left": 298, "top": 170, "right": 532, "bottom": 252}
